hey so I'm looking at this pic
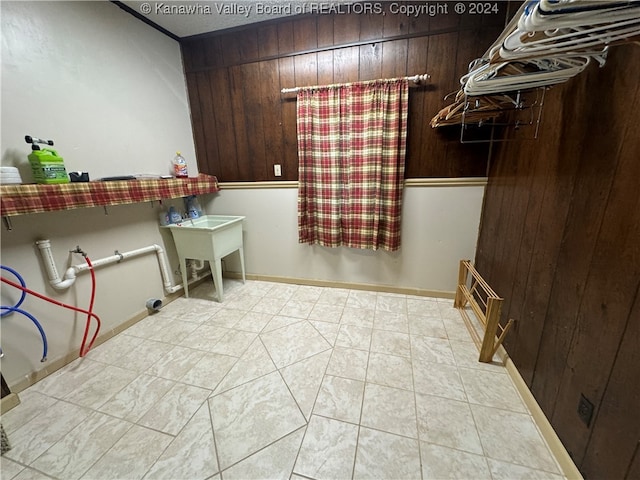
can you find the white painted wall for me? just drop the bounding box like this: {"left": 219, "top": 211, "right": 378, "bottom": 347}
{"left": 0, "top": 1, "right": 198, "bottom": 388}
{"left": 1, "top": 1, "right": 197, "bottom": 179}
{"left": 205, "top": 183, "right": 485, "bottom": 294}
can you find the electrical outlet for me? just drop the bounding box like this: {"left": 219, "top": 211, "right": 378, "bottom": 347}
{"left": 274, "top": 164, "right": 282, "bottom": 177}
{"left": 577, "top": 394, "right": 594, "bottom": 427}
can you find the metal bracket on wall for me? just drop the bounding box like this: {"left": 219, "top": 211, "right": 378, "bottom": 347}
{"left": 459, "top": 87, "right": 546, "bottom": 144}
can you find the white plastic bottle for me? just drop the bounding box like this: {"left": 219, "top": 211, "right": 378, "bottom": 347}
{"left": 173, "top": 151, "right": 188, "bottom": 178}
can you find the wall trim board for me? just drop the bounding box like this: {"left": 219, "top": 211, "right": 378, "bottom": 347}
{"left": 465, "top": 314, "right": 581, "bottom": 480}
{"left": 505, "top": 356, "right": 584, "bottom": 480}
{"left": 223, "top": 271, "right": 456, "bottom": 299}
{"left": 218, "top": 177, "right": 488, "bottom": 190}
{"left": 0, "top": 393, "right": 20, "bottom": 415}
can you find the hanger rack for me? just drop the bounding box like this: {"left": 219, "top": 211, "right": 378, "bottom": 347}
{"left": 431, "top": 0, "right": 640, "bottom": 134}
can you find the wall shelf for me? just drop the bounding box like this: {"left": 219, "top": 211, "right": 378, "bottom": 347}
{"left": 0, "top": 174, "right": 219, "bottom": 217}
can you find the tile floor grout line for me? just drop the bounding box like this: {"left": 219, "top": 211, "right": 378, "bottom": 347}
{"left": 4, "top": 280, "right": 570, "bottom": 480}
{"left": 408, "top": 318, "right": 426, "bottom": 480}
{"left": 206, "top": 395, "right": 224, "bottom": 480}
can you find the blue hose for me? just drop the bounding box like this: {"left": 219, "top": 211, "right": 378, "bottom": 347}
{"left": 1, "top": 265, "right": 26, "bottom": 317}
{"left": 1, "top": 265, "right": 48, "bottom": 362}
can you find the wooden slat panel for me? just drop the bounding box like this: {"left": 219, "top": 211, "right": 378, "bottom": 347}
{"left": 550, "top": 49, "right": 640, "bottom": 463}
{"left": 194, "top": 71, "right": 220, "bottom": 175}
{"left": 293, "top": 16, "right": 317, "bottom": 50}
{"left": 222, "top": 28, "right": 259, "bottom": 66}
{"left": 474, "top": 44, "right": 640, "bottom": 477}
{"left": 240, "top": 62, "right": 268, "bottom": 181}
{"left": 430, "top": 4, "right": 461, "bottom": 31}
{"left": 203, "top": 36, "right": 223, "bottom": 69}
{"left": 277, "top": 18, "right": 297, "bottom": 179}
{"left": 317, "top": 14, "right": 334, "bottom": 47}
{"left": 183, "top": 12, "right": 502, "bottom": 181}
{"left": 208, "top": 68, "right": 238, "bottom": 180}
{"left": 333, "top": 14, "right": 360, "bottom": 44}
{"left": 278, "top": 56, "right": 298, "bottom": 180}
{"left": 228, "top": 65, "right": 251, "bottom": 180}
{"left": 317, "top": 50, "right": 334, "bottom": 86}
{"left": 404, "top": 36, "right": 429, "bottom": 178}
{"left": 580, "top": 291, "right": 640, "bottom": 480}
{"left": 333, "top": 46, "right": 359, "bottom": 84}
{"left": 185, "top": 73, "right": 207, "bottom": 174}
{"left": 416, "top": 32, "right": 458, "bottom": 175}
{"left": 294, "top": 52, "right": 318, "bottom": 89}
{"left": 277, "top": 20, "right": 295, "bottom": 55}
{"left": 359, "top": 12, "right": 384, "bottom": 41}
{"left": 257, "top": 24, "right": 279, "bottom": 58}
{"left": 359, "top": 42, "right": 382, "bottom": 81}
{"left": 384, "top": 4, "right": 411, "bottom": 37}
{"left": 259, "top": 59, "right": 285, "bottom": 179}
{"left": 532, "top": 58, "right": 634, "bottom": 420}
{"left": 381, "top": 39, "right": 408, "bottom": 78}
{"left": 625, "top": 444, "right": 640, "bottom": 480}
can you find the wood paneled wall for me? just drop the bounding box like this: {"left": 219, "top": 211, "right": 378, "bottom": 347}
{"left": 181, "top": 5, "right": 507, "bottom": 181}
{"left": 475, "top": 44, "right": 640, "bottom": 479}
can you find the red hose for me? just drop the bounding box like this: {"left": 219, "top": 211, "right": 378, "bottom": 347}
{"left": 1, "top": 259, "right": 101, "bottom": 357}
{"left": 79, "top": 256, "right": 97, "bottom": 356}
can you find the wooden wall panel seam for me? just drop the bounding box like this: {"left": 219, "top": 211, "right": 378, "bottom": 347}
{"left": 182, "top": 25, "right": 490, "bottom": 73}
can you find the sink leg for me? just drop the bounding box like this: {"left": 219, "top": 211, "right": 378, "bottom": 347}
{"left": 211, "top": 257, "right": 224, "bottom": 302}
{"left": 239, "top": 247, "right": 246, "bottom": 284}
{"left": 180, "top": 256, "right": 190, "bottom": 298}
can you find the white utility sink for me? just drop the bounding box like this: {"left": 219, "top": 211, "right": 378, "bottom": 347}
{"left": 163, "top": 215, "right": 245, "bottom": 302}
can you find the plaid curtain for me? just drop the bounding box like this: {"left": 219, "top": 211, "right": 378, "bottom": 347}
{"left": 297, "top": 79, "right": 409, "bottom": 251}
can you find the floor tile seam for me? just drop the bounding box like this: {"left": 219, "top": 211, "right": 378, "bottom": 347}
{"left": 350, "top": 424, "right": 364, "bottom": 479}
{"left": 457, "top": 405, "right": 562, "bottom": 478}
{"left": 219, "top": 424, "right": 307, "bottom": 480}
{"left": 465, "top": 398, "right": 549, "bottom": 473}
{"left": 420, "top": 439, "right": 493, "bottom": 480}
{"left": 287, "top": 418, "right": 317, "bottom": 479}
{"left": 284, "top": 345, "right": 335, "bottom": 424}
{"left": 302, "top": 321, "right": 334, "bottom": 347}
{"left": 483, "top": 456, "right": 565, "bottom": 478}
{"left": 127, "top": 379, "right": 212, "bottom": 426}
{"left": 357, "top": 422, "right": 422, "bottom": 443}
{"left": 168, "top": 367, "right": 237, "bottom": 393}
{"left": 418, "top": 438, "right": 490, "bottom": 459}
{"left": 260, "top": 317, "right": 309, "bottom": 335}
{"left": 407, "top": 332, "right": 426, "bottom": 480}
{"left": 275, "top": 368, "right": 312, "bottom": 425}
{"left": 462, "top": 390, "right": 530, "bottom": 416}
{"left": 207, "top": 360, "right": 276, "bottom": 399}
{"left": 275, "top": 345, "right": 333, "bottom": 374}
{"left": 172, "top": 337, "right": 242, "bottom": 355}
{"left": 0, "top": 393, "right": 68, "bottom": 437}
{"left": 15, "top": 462, "right": 62, "bottom": 480}
{"left": 457, "top": 367, "right": 513, "bottom": 384}
{"left": 1, "top": 455, "right": 32, "bottom": 475}
{"left": 526, "top": 414, "right": 566, "bottom": 475}
{"left": 447, "top": 356, "right": 487, "bottom": 454}
{"left": 142, "top": 396, "right": 222, "bottom": 479}
{"left": 362, "top": 377, "right": 415, "bottom": 395}
{"left": 92, "top": 397, "right": 165, "bottom": 425}
{"left": 27, "top": 412, "right": 138, "bottom": 479}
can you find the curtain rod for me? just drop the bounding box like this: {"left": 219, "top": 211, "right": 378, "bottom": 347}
{"left": 280, "top": 74, "right": 430, "bottom": 94}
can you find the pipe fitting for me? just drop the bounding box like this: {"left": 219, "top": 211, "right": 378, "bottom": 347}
{"left": 145, "top": 298, "right": 163, "bottom": 312}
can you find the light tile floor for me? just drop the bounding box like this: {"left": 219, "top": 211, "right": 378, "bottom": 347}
{"left": 1, "top": 279, "right": 566, "bottom": 480}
